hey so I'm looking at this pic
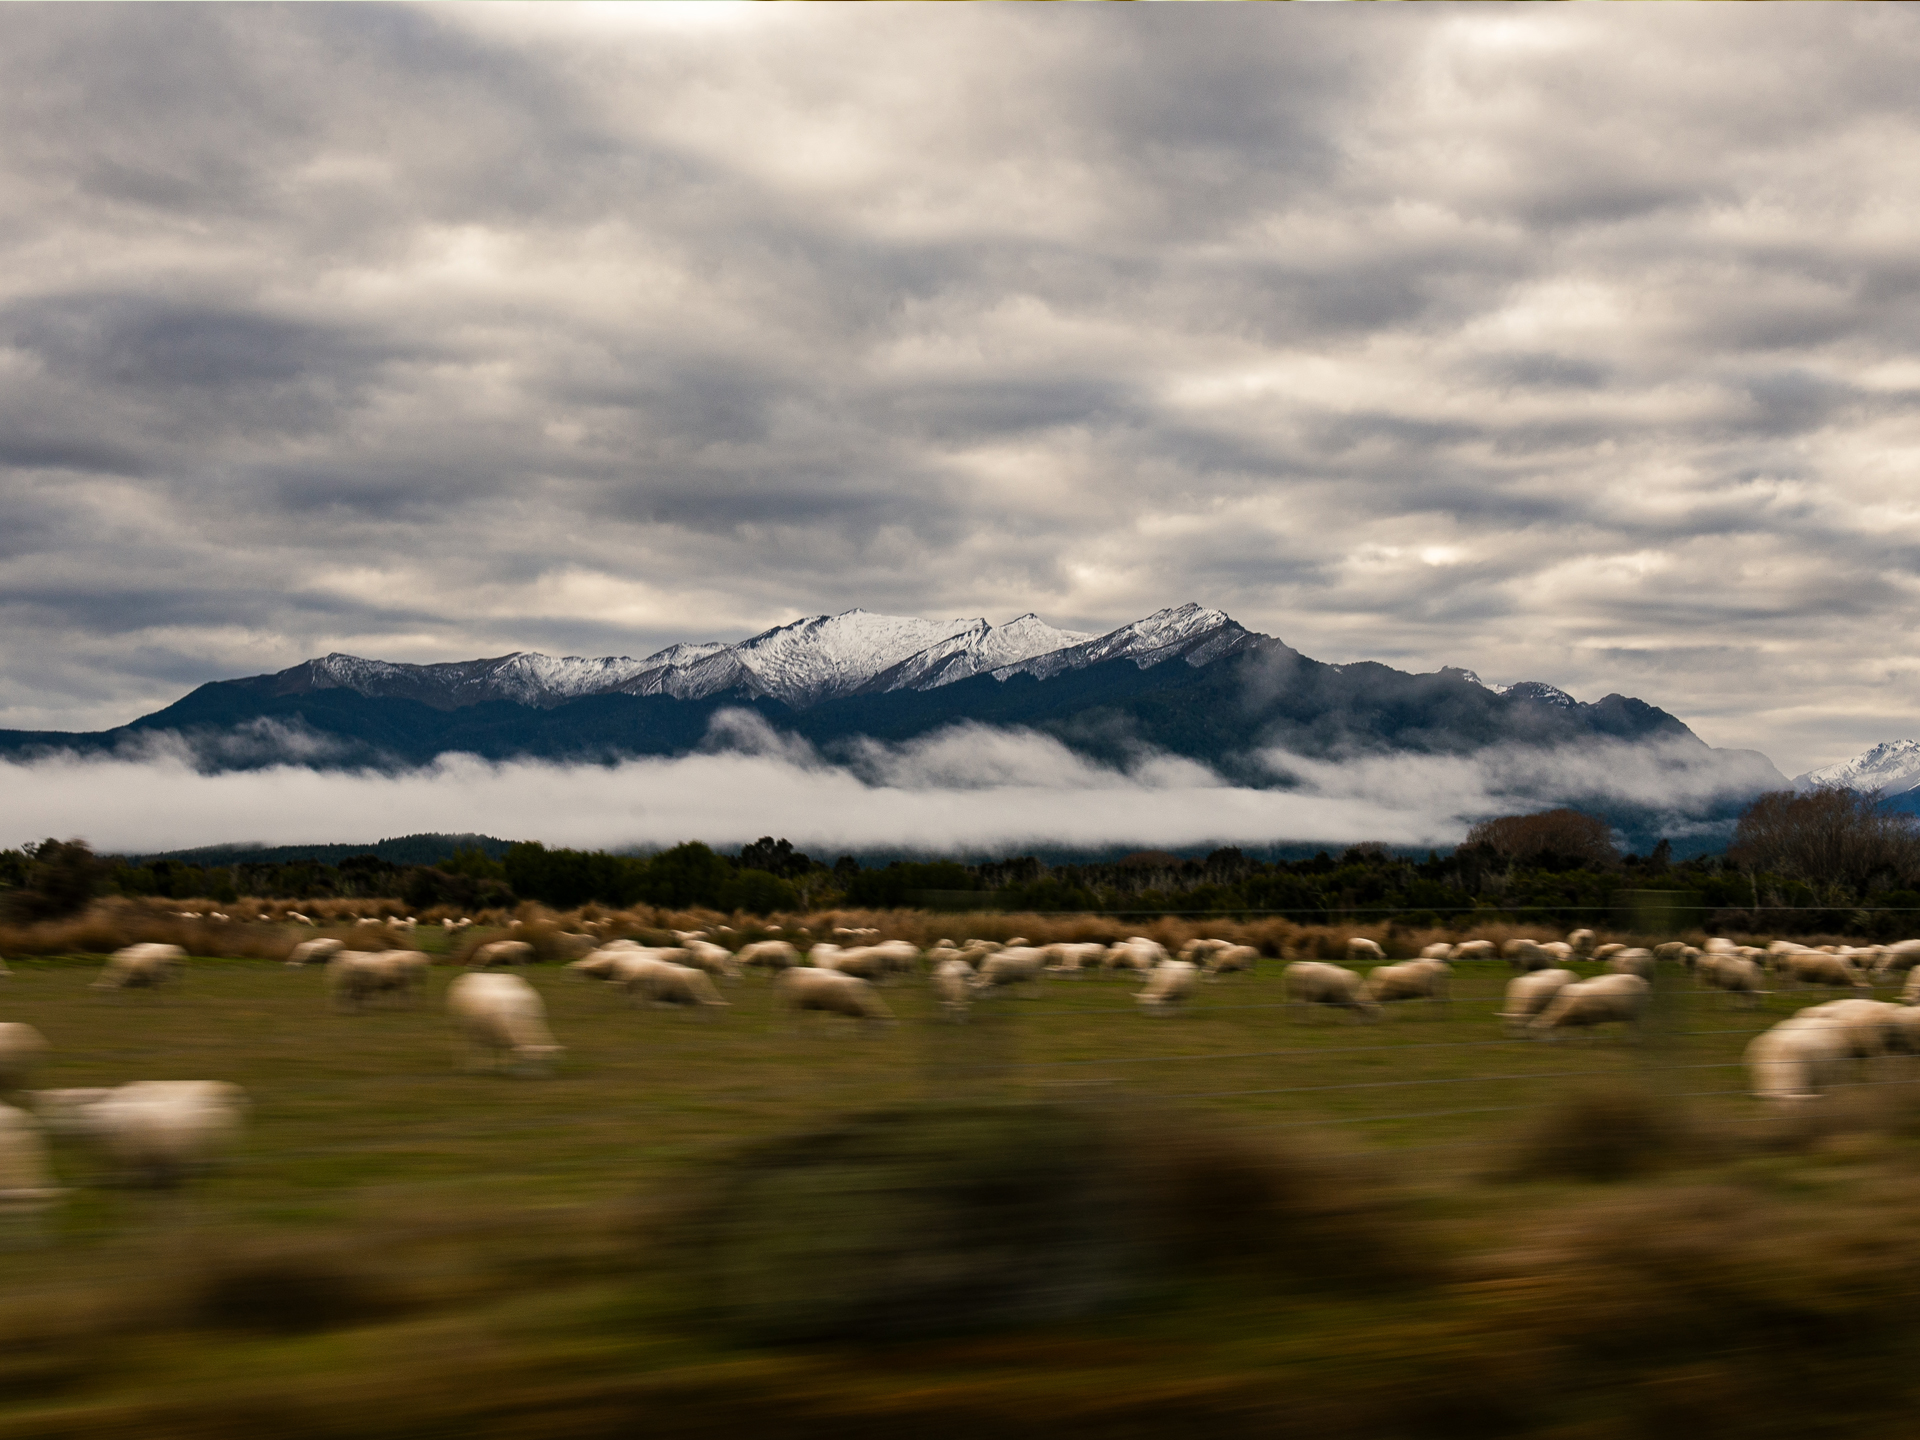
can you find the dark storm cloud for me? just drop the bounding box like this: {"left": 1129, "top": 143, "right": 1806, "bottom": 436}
{"left": 2, "top": 4, "right": 1920, "bottom": 774}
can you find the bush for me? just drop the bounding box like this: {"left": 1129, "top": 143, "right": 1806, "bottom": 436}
{"left": 1498, "top": 1084, "right": 1691, "bottom": 1183}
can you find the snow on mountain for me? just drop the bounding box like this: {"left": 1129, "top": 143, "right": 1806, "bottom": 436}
{"left": 617, "top": 610, "right": 983, "bottom": 708}
{"left": 1795, "top": 740, "right": 1920, "bottom": 796}
{"left": 264, "top": 604, "right": 1256, "bottom": 712}
{"left": 1503, "top": 681, "right": 1578, "bottom": 709}
{"left": 862, "top": 614, "right": 1095, "bottom": 693}
{"left": 990, "top": 603, "right": 1253, "bottom": 682}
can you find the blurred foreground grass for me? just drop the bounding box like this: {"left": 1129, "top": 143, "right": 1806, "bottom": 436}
{"left": 6, "top": 954, "right": 1920, "bottom": 1437}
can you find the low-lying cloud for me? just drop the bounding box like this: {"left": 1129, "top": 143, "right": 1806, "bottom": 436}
{"left": 1, "top": 712, "right": 1777, "bottom": 857}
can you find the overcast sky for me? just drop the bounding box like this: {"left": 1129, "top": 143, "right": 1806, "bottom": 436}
{"left": 4, "top": 4, "right": 1920, "bottom": 776}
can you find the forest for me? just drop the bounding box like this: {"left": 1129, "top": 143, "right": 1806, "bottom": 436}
{"left": 4, "top": 789, "right": 1917, "bottom": 938}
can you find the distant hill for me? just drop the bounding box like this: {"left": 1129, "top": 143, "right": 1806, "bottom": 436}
{"left": 121, "top": 833, "right": 514, "bottom": 868}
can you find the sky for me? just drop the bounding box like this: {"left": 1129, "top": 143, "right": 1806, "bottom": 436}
{"left": 5, "top": 5, "right": 1920, "bottom": 780}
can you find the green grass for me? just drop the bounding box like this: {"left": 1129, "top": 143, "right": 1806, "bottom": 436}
{"left": 7, "top": 950, "right": 1920, "bottom": 1438}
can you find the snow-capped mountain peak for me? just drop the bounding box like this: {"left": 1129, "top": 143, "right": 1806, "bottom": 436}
{"left": 1795, "top": 740, "right": 1920, "bottom": 796}
{"left": 256, "top": 604, "right": 1264, "bottom": 713}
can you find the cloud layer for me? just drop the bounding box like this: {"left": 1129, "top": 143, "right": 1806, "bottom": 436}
{"left": 4, "top": 7, "right": 1920, "bottom": 776}
{"left": 1, "top": 713, "right": 1776, "bottom": 858}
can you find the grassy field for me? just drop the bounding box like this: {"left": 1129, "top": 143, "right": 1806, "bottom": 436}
{"left": 7, "top": 945, "right": 1920, "bottom": 1438}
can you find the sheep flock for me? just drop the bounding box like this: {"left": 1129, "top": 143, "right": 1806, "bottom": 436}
{"left": 7, "top": 918, "right": 1920, "bottom": 1214}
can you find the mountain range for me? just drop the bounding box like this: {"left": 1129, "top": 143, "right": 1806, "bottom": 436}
{"left": 0, "top": 602, "right": 1797, "bottom": 852}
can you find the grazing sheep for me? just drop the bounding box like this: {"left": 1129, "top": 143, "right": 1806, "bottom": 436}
{"left": 1204, "top": 944, "right": 1260, "bottom": 979}
{"left": 0, "top": 1102, "right": 60, "bottom": 1207}
{"left": 1791, "top": 999, "right": 1914, "bottom": 1059}
{"left": 1539, "top": 941, "right": 1574, "bottom": 964}
{"left": 773, "top": 967, "right": 895, "bottom": 1028}
{"left": 811, "top": 945, "right": 891, "bottom": 981}
{"left": 1283, "top": 962, "right": 1380, "bottom": 1021}
{"left": 1136, "top": 959, "right": 1198, "bottom": 1014}
{"left": 1592, "top": 942, "right": 1627, "bottom": 964}
{"left": 567, "top": 949, "right": 630, "bottom": 982}
{"left": 737, "top": 940, "right": 801, "bottom": 971}
{"left": 285, "top": 937, "right": 345, "bottom": 967}
{"left": 1604, "top": 948, "right": 1656, "bottom": 980}
{"left": 1653, "top": 941, "right": 1691, "bottom": 966}
{"left": 1346, "top": 937, "right": 1385, "bottom": 963}
{"left": 1529, "top": 973, "right": 1649, "bottom": 1040}
{"left": 1503, "top": 939, "right": 1551, "bottom": 973}
{"left": 327, "top": 950, "right": 428, "bottom": 1012}
{"left": 288, "top": 912, "right": 315, "bottom": 926}
{"left": 1452, "top": 940, "right": 1497, "bottom": 962}
{"left": 932, "top": 958, "right": 973, "bottom": 1021}
{"left": 92, "top": 943, "right": 185, "bottom": 992}
{"left": 1419, "top": 943, "right": 1454, "bottom": 961}
{"left": 1873, "top": 939, "right": 1920, "bottom": 983}
{"left": 1104, "top": 938, "right": 1165, "bottom": 976}
{"left": 1778, "top": 949, "right": 1871, "bottom": 993}
{"left": 972, "top": 947, "right": 1048, "bottom": 995}
{"left": 36, "top": 1080, "right": 248, "bottom": 1186}
{"left": 622, "top": 958, "right": 730, "bottom": 1010}
{"left": 447, "top": 973, "right": 563, "bottom": 1074}
{"left": 1044, "top": 942, "right": 1108, "bottom": 976}
{"left": 683, "top": 940, "right": 743, "bottom": 984}
{"left": 1697, "top": 951, "right": 1767, "bottom": 1006}
{"left": 1178, "top": 938, "right": 1233, "bottom": 963}
{"left": 1747, "top": 1014, "right": 1853, "bottom": 1102}
{"left": 470, "top": 940, "right": 535, "bottom": 969}
{"left": 1497, "top": 969, "right": 1579, "bottom": 1036}
{"left": 0, "top": 1023, "right": 49, "bottom": 1093}
{"left": 1363, "top": 959, "right": 1451, "bottom": 1008}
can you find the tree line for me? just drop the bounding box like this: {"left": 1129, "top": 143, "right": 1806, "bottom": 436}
{"left": 5, "top": 788, "right": 1920, "bottom": 934}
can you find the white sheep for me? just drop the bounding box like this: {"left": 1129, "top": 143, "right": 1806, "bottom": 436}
{"left": 1746, "top": 1013, "right": 1855, "bottom": 1102}
{"left": 1777, "top": 949, "right": 1871, "bottom": 993}
{"left": 0, "top": 1023, "right": 49, "bottom": 1093}
{"left": 36, "top": 1080, "right": 248, "bottom": 1186}
{"left": 1283, "top": 962, "right": 1379, "bottom": 1020}
{"left": 1043, "top": 942, "right": 1108, "bottom": 976}
{"left": 92, "top": 943, "right": 185, "bottom": 992}
{"left": 1452, "top": 940, "right": 1497, "bottom": 961}
{"left": 1136, "top": 959, "right": 1198, "bottom": 1014}
{"left": 1503, "top": 939, "right": 1551, "bottom": 973}
{"left": 1104, "top": 938, "right": 1165, "bottom": 976}
{"left": 1204, "top": 944, "right": 1260, "bottom": 979}
{"left": 1696, "top": 951, "right": 1767, "bottom": 1006}
{"left": 683, "top": 939, "right": 743, "bottom": 983}
{"left": 285, "top": 937, "right": 345, "bottom": 967}
{"left": 1528, "top": 973, "right": 1648, "bottom": 1040}
{"left": 737, "top": 940, "right": 801, "bottom": 971}
{"left": 622, "top": 958, "right": 730, "bottom": 1010}
{"left": 470, "top": 940, "right": 535, "bottom": 968}
{"left": 1419, "top": 943, "right": 1454, "bottom": 961}
{"left": 446, "top": 973, "right": 563, "bottom": 1074}
{"left": 971, "top": 947, "right": 1047, "bottom": 995}
{"left": 1346, "top": 937, "right": 1385, "bottom": 963}
{"left": 288, "top": 912, "right": 315, "bottom": 926}
{"left": 1363, "top": 959, "right": 1451, "bottom": 1008}
{"left": 932, "top": 958, "right": 973, "bottom": 1021}
{"left": 773, "top": 967, "right": 895, "bottom": 1028}
{"left": 1874, "top": 939, "right": 1920, "bottom": 983}
{"left": 1497, "top": 969, "right": 1579, "bottom": 1036}
{"left": 1592, "top": 943, "right": 1627, "bottom": 964}
{"left": 810, "top": 945, "right": 889, "bottom": 981}
{"left": 1604, "top": 948, "right": 1655, "bottom": 980}
{"left": 1567, "top": 929, "right": 1596, "bottom": 956}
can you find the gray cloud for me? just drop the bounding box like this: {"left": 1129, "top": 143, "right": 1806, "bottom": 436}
{"left": 2, "top": 6, "right": 1919, "bottom": 777}
{"left": 0, "top": 714, "right": 1773, "bottom": 857}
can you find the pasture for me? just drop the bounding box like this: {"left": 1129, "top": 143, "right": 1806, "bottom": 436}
{"left": 8, "top": 945, "right": 1920, "bottom": 1439}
